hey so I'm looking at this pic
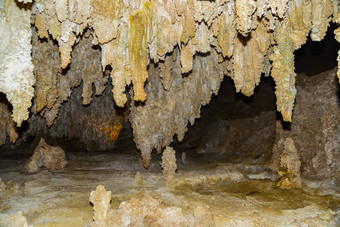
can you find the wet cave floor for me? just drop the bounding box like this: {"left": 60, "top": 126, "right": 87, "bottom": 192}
{"left": 0, "top": 146, "right": 340, "bottom": 226}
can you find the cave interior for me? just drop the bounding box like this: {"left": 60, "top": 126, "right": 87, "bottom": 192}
{"left": 0, "top": 0, "right": 340, "bottom": 226}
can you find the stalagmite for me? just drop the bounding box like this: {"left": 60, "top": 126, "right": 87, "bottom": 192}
{"left": 134, "top": 172, "right": 143, "bottom": 187}
{"left": 161, "top": 146, "right": 177, "bottom": 182}
{"left": 276, "top": 137, "right": 302, "bottom": 188}
{"left": 25, "top": 138, "right": 67, "bottom": 174}
{"left": 89, "top": 185, "right": 112, "bottom": 227}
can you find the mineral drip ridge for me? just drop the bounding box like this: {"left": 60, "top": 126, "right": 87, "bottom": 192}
{"left": 1, "top": 0, "right": 340, "bottom": 167}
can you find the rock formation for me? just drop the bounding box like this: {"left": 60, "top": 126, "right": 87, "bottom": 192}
{"left": 89, "top": 185, "right": 112, "bottom": 227}
{"left": 161, "top": 146, "right": 177, "bottom": 182}
{"left": 134, "top": 172, "right": 143, "bottom": 187}
{"left": 89, "top": 185, "right": 215, "bottom": 227}
{"left": 25, "top": 138, "right": 67, "bottom": 173}
{"left": 0, "top": 0, "right": 35, "bottom": 127}
{"left": 271, "top": 68, "right": 340, "bottom": 183}
{"left": 0, "top": 98, "right": 18, "bottom": 146}
{"left": 276, "top": 137, "right": 302, "bottom": 188}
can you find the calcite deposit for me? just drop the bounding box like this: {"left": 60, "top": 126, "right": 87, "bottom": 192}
{"left": 161, "top": 146, "right": 177, "bottom": 182}
{"left": 31, "top": 28, "right": 108, "bottom": 128}
{"left": 0, "top": 0, "right": 34, "bottom": 127}
{"left": 89, "top": 185, "right": 215, "bottom": 227}
{"left": 276, "top": 137, "right": 302, "bottom": 188}
{"left": 25, "top": 138, "right": 67, "bottom": 173}
{"left": 89, "top": 185, "right": 112, "bottom": 227}
{"left": 130, "top": 49, "right": 224, "bottom": 167}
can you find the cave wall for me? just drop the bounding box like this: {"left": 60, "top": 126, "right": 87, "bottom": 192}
{"left": 25, "top": 82, "right": 126, "bottom": 151}
{"left": 272, "top": 68, "right": 340, "bottom": 181}
{"left": 22, "top": 31, "right": 127, "bottom": 151}
{"left": 174, "top": 77, "right": 277, "bottom": 163}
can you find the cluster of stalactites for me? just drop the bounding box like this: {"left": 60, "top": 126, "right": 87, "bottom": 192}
{"left": 30, "top": 0, "right": 339, "bottom": 125}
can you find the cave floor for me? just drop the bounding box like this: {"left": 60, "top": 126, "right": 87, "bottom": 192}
{"left": 0, "top": 148, "right": 339, "bottom": 226}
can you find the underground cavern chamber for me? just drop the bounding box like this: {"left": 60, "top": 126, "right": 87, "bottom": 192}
{"left": 0, "top": 0, "right": 340, "bottom": 226}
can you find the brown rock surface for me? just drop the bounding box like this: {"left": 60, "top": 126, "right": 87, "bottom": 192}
{"left": 272, "top": 68, "right": 340, "bottom": 183}
{"left": 0, "top": 98, "right": 18, "bottom": 147}
{"left": 161, "top": 146, "right": 177, "bottom": 183}
{"left": 25, "top": 138, "right": 67, "bottom": 174}
{"left": 276, "top": 137, "right": 302, "bottom": 188}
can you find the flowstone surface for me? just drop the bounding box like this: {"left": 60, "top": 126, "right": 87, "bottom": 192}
{"left": 0, "top": 147, "right": 339, "bottom": 226}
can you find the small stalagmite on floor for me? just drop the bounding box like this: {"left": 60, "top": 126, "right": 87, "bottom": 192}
{"left": 25, "top": 138, "right": 67, "bottom": 174}
{"left": 89, "top": 185, "right": 112, "bottom": 227}
{"left": 134, "top": 172, "right": 143, "bottom": 187}
{"left": 276, "top": 137, "right": 302, "bottom": 188}
{"left": 161, "top": 146, "right": 177, "bottom": 183}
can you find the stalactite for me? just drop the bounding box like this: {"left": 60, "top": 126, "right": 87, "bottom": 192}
{"left": 0, "top": 0, "right": 34, "bottom": 126}
{"left": 130, "top": 48, "right": 224, "bottom": 167}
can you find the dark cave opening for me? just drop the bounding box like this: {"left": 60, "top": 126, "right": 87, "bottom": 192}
{"left": 295, "top": 22, "right": 340, "bottom": 77}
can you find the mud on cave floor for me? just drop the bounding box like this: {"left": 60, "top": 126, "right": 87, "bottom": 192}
{"left": 0, "top": 145, "right": 340, "bottom": 226}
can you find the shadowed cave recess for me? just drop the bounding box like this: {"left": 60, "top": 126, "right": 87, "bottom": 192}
{"left": 0, "top": 0, "right": 340, "bottom": 226}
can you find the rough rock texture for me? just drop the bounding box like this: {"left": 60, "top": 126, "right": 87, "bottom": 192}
{"left": 205, "top": 111, "right": 276, "bottom": 161}
{"left": 25, "top": 138, "right": 67, "bottom": 173}
{"left": 89, "top": 185, "right": 112, "bottom": 227}
{"left": 130, "top": 49, "right": 224, "bottom": 167}
{"left": 89, "top": 185, "right": 215, "bottom": 227}
{"left": 14, "top": 29, "right": 126, "bottom": 151}
{"left": 0, "top": 0, "right": 35, "bottom": 127}
{"left": 161, "top": 146, "right": 177, "bottom": 182}
{"left": 276, "top": 137, "right": 302, "bottom": 188}
{"left": 271, "top": 68, "right": 340, "bottom": 182}
{"left": 31, "top": 28, "right": 108, "bottom": 128}
{"left": 0, "top": 178, "right": 5, "bottom": 191}
{"left": 176, "top": 109, "right": 276, "bottom": 164}
{"left": 0, "top": 96, "right": 18, "bottom": 146}
{"left": 24, "top": 82, "right": 126, "bottom": 151}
